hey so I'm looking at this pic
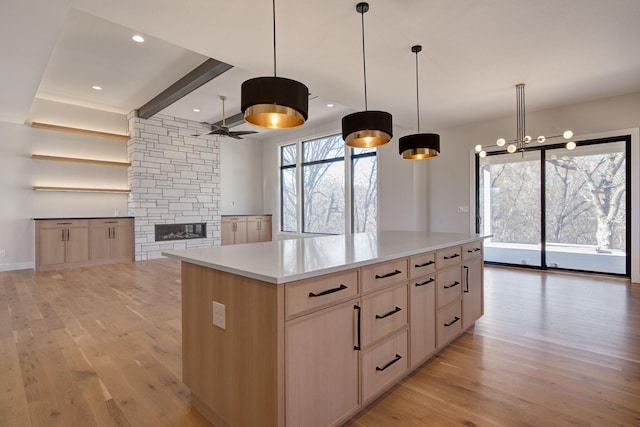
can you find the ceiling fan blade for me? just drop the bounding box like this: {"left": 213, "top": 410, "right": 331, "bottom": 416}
{"left": 229, "top": 131, "right": 258, "bottom": 136}
{"left": 228, "top": 134, "right": 244, "bottom": 140}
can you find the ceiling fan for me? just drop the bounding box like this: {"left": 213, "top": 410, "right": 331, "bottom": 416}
{"left": 192, "top": 96, "right": 258, "bottom": 139}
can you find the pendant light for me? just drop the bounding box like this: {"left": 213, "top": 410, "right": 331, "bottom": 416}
{"left": 241, "top": 0, "right": 309, "bottom": 129}
{"left": 341, "top": 2, "right": 393, "bottom": 148}
{"left": 399, "top": 45, "right": 440, "bottom": 160}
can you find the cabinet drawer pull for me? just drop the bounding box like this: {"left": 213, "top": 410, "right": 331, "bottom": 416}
{"left": 308, "top": 284, "right": 347, "bottom": 298}
{"left": 56, "top": 222, "right": 72, "bottom": 225}
{"left": 467, "top": 248, "right": 481, "bottom": 253}
{"left": 444, "top": 316, "right": 460, "bottom": 327}
{"left": 415, "top": 278, "right": 435, "bottom": 287}
{"left": 375, "top": 269, "right": 401, "bottom": 279}
{"left": 415, "top": 260, "right": 434, "bottom": 268}
{"left": 444, "top": 281, "right": 460, "bottom": 289}
{"left": 375, "top": 306, "right": 402, "bottom": 319}
{"left": 443, "top": 253, "right": 460, "bottom": 260}
{"left": 354, "top": 305, "right": 362, "bottom": 351}
{"left": 104, "top": 221, "right": 118, "bottom": 224}
{"left": 376, "top": 354, "right": 402, "bottom": 371}
{"left": 464, "top": 266, "right": 469, "bottom": 293}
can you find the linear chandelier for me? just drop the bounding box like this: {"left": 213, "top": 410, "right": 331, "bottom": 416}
{"left": 475, "top": 84, "right": 575, "bottom": 157}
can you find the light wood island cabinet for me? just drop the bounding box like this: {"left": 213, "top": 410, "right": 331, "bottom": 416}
{"left": 164, "top": 232, "right": 486, "bottom": 427}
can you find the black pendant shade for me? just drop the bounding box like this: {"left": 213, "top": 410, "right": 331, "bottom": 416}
{"left": 399, "top": 133, "right": 440, "bottom": 160}
{"left": 341, "top": 2, "right": 393, "bottom": 149}
{"left": 342, "top": 110, "right": 393, "bottom": 148}
{"left": 241, "top": 76, "right": 308, "bottom": 129}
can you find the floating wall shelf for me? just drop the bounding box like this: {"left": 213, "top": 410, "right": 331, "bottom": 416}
{"left": 31, "top": 154, "right": 131, "bottom": 167}
{"left": 32, "top": 186, "right": 131, "bottom": 194}
{"left": 31, "top": 122, "right": 129, "bottom": 141}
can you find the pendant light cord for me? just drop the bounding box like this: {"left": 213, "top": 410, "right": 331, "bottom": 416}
{"left": 414, "top": 50, "right": 420, "bottom": 132}
{"left": 272, "top": 0, "right": 277, "bottom": 77}
{"left": 360, "top": 8, "right": 368, "bottom": 110}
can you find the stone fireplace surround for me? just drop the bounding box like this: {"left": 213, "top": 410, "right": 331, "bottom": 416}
{"left": 127, "top": 112, "right": 221, "bottom": 260}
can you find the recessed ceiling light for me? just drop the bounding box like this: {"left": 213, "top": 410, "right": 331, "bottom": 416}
{"left": 193, "top": 108, "right": 200, "bottom": 113}
{"left": 326, "top": 103, "right": 334, "bottom": 108}
{"left": 132, "top": 35, "right": 145, "bottom": 43}
{"left": 92, "top": 85, "right": 102, "bottom": 91}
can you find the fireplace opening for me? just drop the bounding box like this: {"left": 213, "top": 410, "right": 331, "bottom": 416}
{"left": 155, "top": 223, "right": 206, "bottom": 241}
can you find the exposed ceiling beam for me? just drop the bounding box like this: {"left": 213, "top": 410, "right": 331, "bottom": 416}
{"left": 213, "top": 112, "right": 244, "bottom": 128}
{"left": 137, "top": 58, "right": 233, "bottom": 119}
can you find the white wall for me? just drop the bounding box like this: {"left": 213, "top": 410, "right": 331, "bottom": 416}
{"left": 0, "top": 121, "right": 129, "bottom": 270}
{"left": 428, "top": 91, "right": 640, "bottom": 282}
{"left": 220, "top": 137, "right": 264, "bottom": 215}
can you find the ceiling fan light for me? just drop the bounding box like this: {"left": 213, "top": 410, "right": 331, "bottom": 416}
{"left": 399, "top": 133, "right": 440, "bottom": 159}
{"left": 241, "top": 76, "right": 308, "bottom": 129}
{"left": 342, "top": 111, "right": 392, "bottom": 148}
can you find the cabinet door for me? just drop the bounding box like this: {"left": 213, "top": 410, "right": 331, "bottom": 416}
{"left": 409, "top": 275, "right": 436, "bottom": 369}
{"left": 112, "top": 221, "right": 133, "bottom": 259}
{"left": 463, "top": 257, "right": 484, "bottom": 329}
{"left": 38, "top": 228, "right": 66, "bottom": 266}
{"left": 89, "top": 222, "right": 111, "bottom": 260}
{"left": 221, "top": 221, "right": 235, "bottom": 245}
{"left": 247, "top": 220, "right": 260, "bottom": 243}
{"left": 234, "top": 220, "right": 247, "bottom": 244}
{"left": 65, "top": 226, "right": 89, "bottom": 264}
{"left": 260, "top": 218, "right": 272, "bottom": 242}
{"left": 286, "top": 301, "right": 360, "bottom": 427}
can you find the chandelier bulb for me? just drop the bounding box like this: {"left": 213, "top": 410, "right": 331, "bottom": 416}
{"left": 563, "top": 130, "right": 574, "bottom": 139}
{"left": 496, "top": 138, "right": 506, "bottom": 147}
{"left": 507, "top": 144, "right": 517, "bottom": 154}
{"left": 475, "top": 144, "right": 483, "bottom": 152}
{"left": 566, "top": 141, "right": 577, "bottom": 150}
{"left": 537, "top": 136, "right": 546, "bottom": 143}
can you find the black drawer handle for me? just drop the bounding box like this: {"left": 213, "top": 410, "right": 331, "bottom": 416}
{"left": 354, "top": 305, "right": 362, "bottom": 351}
{"left": 375, "top": 306, "right": 402, "bottom": 319}
{"left": 444, "top": 281, "right": 460, "bottom": 289}
{"left": 415, "top": 260, "right": 434, "bottom": 268}
{"left": 444, "top": 316, "right": 460, "bottom": 327}
{"left": 415, "top": 277, "right": 435, "bottom": 287}
{"left": 309, "top": 284, "right": 347, "bottom": 298}
{"left": 443, "top": 253, "right": 460, "bottom": 260}
{"left": 104, "top": 221, "right": 118, "bottom": 224}
{"left": 56, "top": 222, "right": 72, "bottom": 225}
{"left": 466, "top": 248, "right": 481, "bottom": 253}
{"left": 376, "top": 354, "right": 402, "bottom": 371}
{"left": 464, "top": 266, "right": 470, "bottom": 293}
{"left": 375, "top": 269, "right": 401, "bottom": 279}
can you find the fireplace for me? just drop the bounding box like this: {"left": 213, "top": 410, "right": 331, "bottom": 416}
{"left": 155, "top": 223, "right": 207, "bottom": 241}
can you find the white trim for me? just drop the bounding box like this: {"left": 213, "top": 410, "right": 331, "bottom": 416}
{"left": 0, "top": 262, "right": 35, "bottom": 272}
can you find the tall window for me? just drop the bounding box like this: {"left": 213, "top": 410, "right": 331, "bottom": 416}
{"left": 280, "top": 134, "right": 377, "bottom": 234}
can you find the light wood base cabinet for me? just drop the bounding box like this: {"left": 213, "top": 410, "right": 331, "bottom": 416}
{"left": 178, "top": 239, "right": 484, "bottom": 427}
{"left": 35, "top": 218, "right": 133, "bottom": 271}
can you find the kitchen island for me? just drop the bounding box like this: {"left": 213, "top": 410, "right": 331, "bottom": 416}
{"left": 163, "top": 231, "right": 487, "bottom": 427}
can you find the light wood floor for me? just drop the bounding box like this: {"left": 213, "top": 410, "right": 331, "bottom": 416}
{"left": 1, "top": 261, "right": 638, "bottom": 426}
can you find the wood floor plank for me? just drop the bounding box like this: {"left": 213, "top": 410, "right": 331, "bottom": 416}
{"left": 1, "top": 261, "right": 639, "bottom": 427}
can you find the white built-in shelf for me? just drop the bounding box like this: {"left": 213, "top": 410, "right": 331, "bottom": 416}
{"left": 32, "top": 186, "right": 131, "bottom": 194}
{"left": 31, "top": 122, "right": 129, "bottom": 141}
{"left": 31, "top": 154, "right": 131, "bottom": 167}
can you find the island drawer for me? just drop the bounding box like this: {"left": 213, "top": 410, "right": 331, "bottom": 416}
{"left": 462, "top": 241, "right": 483, "bottom": 260}
{"left": 285, "top": 270, "right": 359, "bottom": 318}
{"left": 409, "top": 251, "right": 436, "bottom": 278}
{"left": 437, "top": 266, "right": 462, "bottom": 309}
{"left": 437, "top": 300, "right": 462, "bottom": 347}
{"left": 361, "top": 283, "right": 408, "bottom": 348}
{"left": 360, "top": 259, "right": 408, "bottom": 294}
{"left": 361, "top": 329, "right": 408, "bottom": 403}
{"left": 436, "top": 246, "right": 462, "bottom": 270}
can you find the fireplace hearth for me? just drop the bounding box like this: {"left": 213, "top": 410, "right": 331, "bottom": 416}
{"left": 155, "top": 223, "right": 206, "bottom": 241}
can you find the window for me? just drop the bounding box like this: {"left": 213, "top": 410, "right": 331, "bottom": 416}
{"left": 280, "top": 134, "right": 377, "bottom": 234}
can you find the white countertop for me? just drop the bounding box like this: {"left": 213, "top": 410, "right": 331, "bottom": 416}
{"left": 162, "top": 231, "right": 487, "bottom": 284}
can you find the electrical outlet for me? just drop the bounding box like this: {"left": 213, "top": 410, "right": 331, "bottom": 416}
{"left": 457, "top": 206, "right": 469, "bottom": 213}
{"left": 212, "top": 301, "right": 226, "bottom": 330}
{"left": 0, "top": 249, "right": 5, "bottom": 258}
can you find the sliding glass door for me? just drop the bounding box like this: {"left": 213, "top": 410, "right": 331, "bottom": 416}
{"left": 477, "top": 136, "right": 630, "bottom": 276}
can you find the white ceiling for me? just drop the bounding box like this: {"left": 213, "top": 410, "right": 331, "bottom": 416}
{"left": 3, "top": 0, "right": 640, "bottom": 139}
